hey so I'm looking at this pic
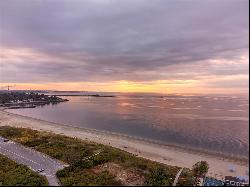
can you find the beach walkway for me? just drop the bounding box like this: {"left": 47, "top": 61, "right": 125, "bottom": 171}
{"left": 172, "top": 167, "right": 184, "bottom": 186}
{"left": 0, "top": 136, "right": 68, "bottom": 186}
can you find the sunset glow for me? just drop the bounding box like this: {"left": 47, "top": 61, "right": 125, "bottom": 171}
{"left": 0, "top": 0, "right": 248, "bottom": 94}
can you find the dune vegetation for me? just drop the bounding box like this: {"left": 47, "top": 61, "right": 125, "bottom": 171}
{"left": 0, "top": 126, "right": 195, "bottom": 186}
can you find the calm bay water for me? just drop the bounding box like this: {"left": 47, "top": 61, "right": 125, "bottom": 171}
{"left": 7, "top": 94, "right": 249, "bottom": 159}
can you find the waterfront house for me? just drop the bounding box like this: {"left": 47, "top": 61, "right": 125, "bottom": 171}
{"left": 224, "top": 176, "right": 248, "bottom": 186}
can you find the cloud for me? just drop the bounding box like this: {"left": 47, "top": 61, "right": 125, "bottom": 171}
{"left": 0, "top": 0, "right": 249, "bottom": 93}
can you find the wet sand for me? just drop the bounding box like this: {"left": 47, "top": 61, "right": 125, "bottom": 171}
{"left": 0, "top": 108, "right": 248, "bottom": 179}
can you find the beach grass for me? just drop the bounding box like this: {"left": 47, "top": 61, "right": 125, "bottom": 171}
{"left": 0, "top": 154, "right": 48, "bottom": 186}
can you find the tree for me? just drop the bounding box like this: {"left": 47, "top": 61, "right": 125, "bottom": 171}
{"left": 192, "top": 161, "right": 209, "bottom": 177}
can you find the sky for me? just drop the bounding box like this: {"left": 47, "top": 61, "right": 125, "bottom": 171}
{"left": 0, "top": 0, "right": 249, "bottom": 94}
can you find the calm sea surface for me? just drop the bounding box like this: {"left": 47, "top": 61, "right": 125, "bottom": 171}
{"left": 7, "top": 94, "right": 249, "bottom": 159}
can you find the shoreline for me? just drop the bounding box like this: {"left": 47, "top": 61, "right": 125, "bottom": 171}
{"left": 2, "top": 108, "right": 248, "bottom": 163}
{"left": 0, "top": 108, "right": 248, "bottom": 179}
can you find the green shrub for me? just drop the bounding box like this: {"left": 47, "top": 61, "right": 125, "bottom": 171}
{"left": 57, "top": 169, "right": 68, "bottom": 178}
{"left": 0, "top": 154, "right": 48, "bottom": 186}
{"left": 145, "top": 167, "right": 174, "bottom": 186}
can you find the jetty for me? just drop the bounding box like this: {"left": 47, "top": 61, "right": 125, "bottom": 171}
{"left": 51, "top": 94, "right": 115, "bottom": 97}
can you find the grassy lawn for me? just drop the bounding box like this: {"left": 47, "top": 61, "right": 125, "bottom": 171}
{"left": 0, "top": 126, "right": 195, "bottom": 186}
{"left": 0, "top": 154, "right": 48, "bottom": 186}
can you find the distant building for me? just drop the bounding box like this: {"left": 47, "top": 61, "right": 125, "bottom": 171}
{"left": 224, "top": 176, "right": 248, "bottom": 186}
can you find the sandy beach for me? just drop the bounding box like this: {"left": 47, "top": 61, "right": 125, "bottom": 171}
{"left": 0, "top": 108, "right": 248, "bottom": 179}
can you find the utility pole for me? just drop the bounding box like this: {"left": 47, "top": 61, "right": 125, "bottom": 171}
{"left": 5, "top": 85, "right": 14, "bottom": 91}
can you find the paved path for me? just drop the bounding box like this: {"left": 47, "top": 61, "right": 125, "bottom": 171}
{"left": 0, "top": 136, "right": 68, "bottom": 186}
{"left": 173, "top": 167, "right": 184, "bottom": 186}
{"left": 82, "top": 149, "right": 102, "bottom": 161}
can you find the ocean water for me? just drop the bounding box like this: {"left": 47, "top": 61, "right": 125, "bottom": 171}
{"left": 7, "top": 94, "right": 249, "bottom": 159}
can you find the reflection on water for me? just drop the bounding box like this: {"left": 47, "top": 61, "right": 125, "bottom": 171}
{"left": 7, "top": 94, "right": 249, "bottom": 159}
